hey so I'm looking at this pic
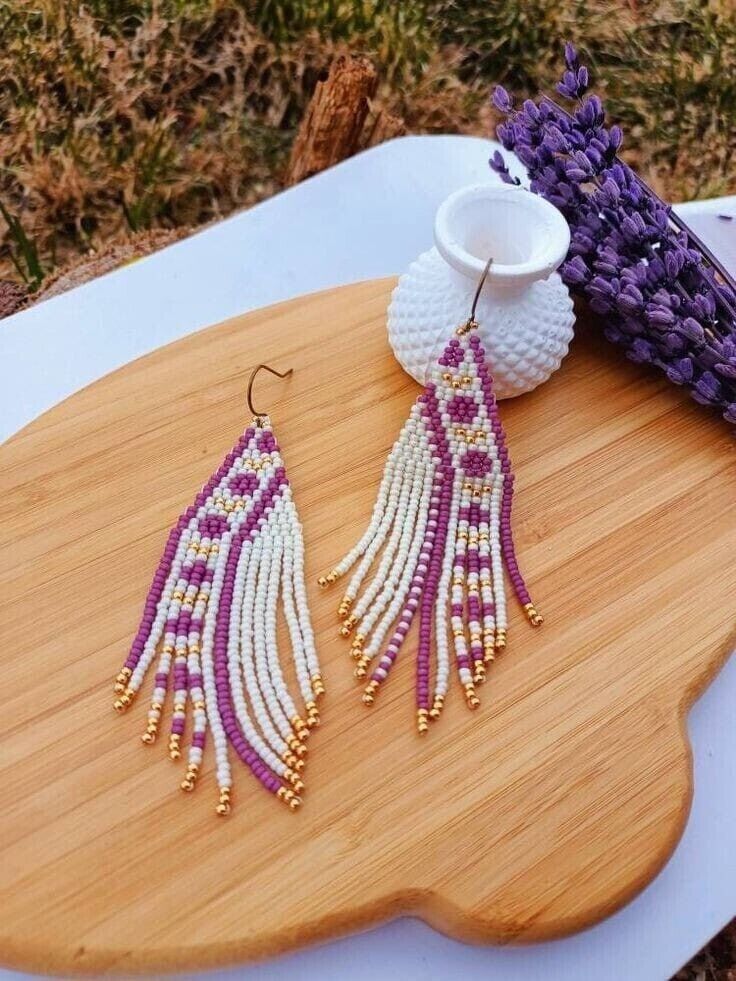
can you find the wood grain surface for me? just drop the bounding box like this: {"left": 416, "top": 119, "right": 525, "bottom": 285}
{"left": 1, "top": 279, "right": 735, "bottom": 976}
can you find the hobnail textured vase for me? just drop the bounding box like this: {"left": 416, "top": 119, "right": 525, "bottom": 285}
{"left": 387, "top": 183, "right": 576, "bottom": 398}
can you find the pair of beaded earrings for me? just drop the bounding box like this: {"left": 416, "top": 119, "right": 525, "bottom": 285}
{"left": 113, "top": 260, "right": 542, "bottom": 815}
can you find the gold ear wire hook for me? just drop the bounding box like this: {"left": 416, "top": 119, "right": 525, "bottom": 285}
{"left": 458, "top": 256, "right": 493, "bottom": 335}
{"left": 470, "top": 255, "right": 494, "bottom": 323}
{"left": 246, "top": 363, "right": 293, "bottom": 420}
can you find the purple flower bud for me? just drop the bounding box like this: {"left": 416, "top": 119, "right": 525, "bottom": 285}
{"left": 646, "top": 305, "right": 675, "bottom": 328}
{"left": 715, "top": 361, "right": 736, "bottom": 380}
{"left": 609, "top": 125, "right": 623, "bottom": 151}
{"left": 621, "top": 215, "right": 644, "bottom": 243}
{"left": 544, "top": 125, "right": 569, "bottom": 152}
{"left": 564, "top": 42, "right": 578, "bottom": 69}
{"left": 589, "top": 275, "right": 617, "bottom": 297}
{"left": 679, "top": 317, "right": 706, "bottom": 344}
{"left": 577, "top": 66, "right": 590, "bottom": 90}
{"left": 693, "top": 371, "right": 721, "bottom": 404}
{"left": 617, "top": 293, "right": 642, "bottom": 315}
{"left": 661, "top": 331, "right": 686, "bottom": 356}
{"left": 492, "top": 86, "right": 512, "bottom": 113}
{"left": 522, "top": 99, "right": 541, "bottom": 123}
{"left": 585, "top": 146, "right": 603, "bottom": 170}
{"left": 571, "top": 231, "right": 595, "bottom": 255}
{"left": 561, "top": 256, "right": 589, "bottom": 285}
{"left": 496, "top": 121, "right": 515, "bottom": 151}
{"left": 724, "top": 404, "right": 736, "bottom": 425}
{"left": 590, "top": 296, "right": 615, "bottom": 316}
{"left": 557, "top": 71, "right": 580, "bottom": 100}
{"left": 666, "top": 359, "right": 694, "bottom": 385}
{"left": 628, "top": 338, "right": 656, "bottom": 364}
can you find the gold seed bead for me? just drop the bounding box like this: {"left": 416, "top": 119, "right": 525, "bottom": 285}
{"left": 354, "top": 654, "right": 370, "bottom": 679}
{"left": 312, "top": 674, "right": 326, "bottom": 699}
{"left": 495, "top": 629, "right": 507, "bottom": 651}
{"left": 417, "top": 709, "right": 429, "bottom": 735}
{"left": 474, "top": 664, "right": 486, "bottom": 685}
{"left": 362, "top": 680, "right": 379, "bottom": 706}
{"left": 141, "top": 731, "right": 155, "bottom": 744}
{"left": 277, "top": 786, "right": 302, "bottom": 810}
{"left": 429, "top": 695, "right": 444, "bottom": 720}
{"left": 173, "top": 590, "right": 185, "bottom": 601}
{"left": 464, "top": 683, "right": 481, "bottom": 710}
{"left": 113, "top": 667, "right": 131, "bottom": 693}
{"left": 340, "top": 614, "right": 357, "bottom": 636}
{"left": 452, "top": 627, "right": 464, "bottom": 638}
{"left": 442, "top": 372, "right": 453, "bottom": 382}
{"left": 524, "top": 603, "right": 544, "bottom": 627}
{"left": 305, "top": 699, "right": 319, "bottom": 715}
{"left": 215, "top": 788, "right": 231, "bottom": 815}
{"left": 294, "top": 758, "right": 305, "bottom": 773}
{"left": 282, "top": 750, "right": 298, "bottom": 768}
{"left": 168, "top": 734, "right": 181, "bottom": 760}
{"left": 294, "top": 741, "right": 308, "bottom": 759}
{"left": 113, "top": 688, "right": 134, "bottom": 712}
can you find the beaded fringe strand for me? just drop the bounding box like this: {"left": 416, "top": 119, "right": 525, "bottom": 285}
{"left": 320, "top": 319, "right": 542, "bottom": 731}
{"left": 113, "top": 416, "right": 323, "bottom": 813}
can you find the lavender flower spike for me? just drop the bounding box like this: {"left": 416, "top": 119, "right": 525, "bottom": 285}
{"left": 490, "top": 46, "right": 736, "bottom": 428}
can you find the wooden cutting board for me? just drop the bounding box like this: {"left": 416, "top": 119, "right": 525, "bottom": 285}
{"left": 1, "top": 279, "right": 734, "bottom": 976}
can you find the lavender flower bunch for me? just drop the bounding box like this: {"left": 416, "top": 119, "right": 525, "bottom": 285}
{"left": 490, "top": 44, "right": 736, "bottom": 425}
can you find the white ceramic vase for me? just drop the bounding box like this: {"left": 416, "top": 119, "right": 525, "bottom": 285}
{"left": 387, "top": 183, "right": 576, "bottom": 398}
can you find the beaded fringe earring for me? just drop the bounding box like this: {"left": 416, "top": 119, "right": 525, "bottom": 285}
{"left": 319, "top": 259, "right": 543, "bottom": 731}
{"left": 113, "top": 364, "right": 323, "bottom": 814}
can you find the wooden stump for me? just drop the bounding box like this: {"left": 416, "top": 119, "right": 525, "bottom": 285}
{"left": 286, "top": 55, "right": 378, "bottom": 185}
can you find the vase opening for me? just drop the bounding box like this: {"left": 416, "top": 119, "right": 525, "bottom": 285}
{"left": 434, "top": 183, "right": 571, "bottom": 289}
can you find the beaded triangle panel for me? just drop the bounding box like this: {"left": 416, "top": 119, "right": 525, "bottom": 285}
{"left": 113, "top": 418, "right": 324, "bottom": 813}
{"left": 321, "top": 322, "right": 542, "bottom": 730}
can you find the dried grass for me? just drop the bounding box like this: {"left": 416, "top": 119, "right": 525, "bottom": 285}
{"left": 0, "top": 0, "right": 732, "bottom": 290}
